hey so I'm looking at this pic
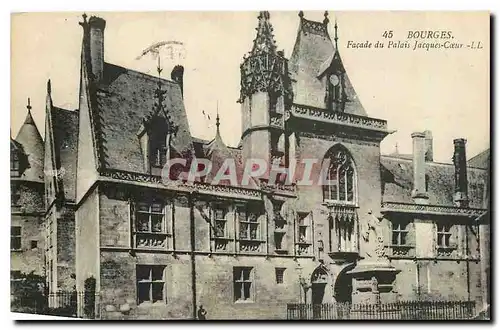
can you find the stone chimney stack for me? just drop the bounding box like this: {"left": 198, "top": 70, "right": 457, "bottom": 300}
{"left": 424, "top": 130, "right": 433, "bottom": 162}
{"left": 171, "top": 65, "right": 184, "bottom": 97}
{"left": 453, "top": 138, "right": 469, "bottom": 207}
{"left": 88, "top": 16, "right": 106, "bottom": 82}
{"left": 411, "top": 132, "right": 429, "bottom": 203}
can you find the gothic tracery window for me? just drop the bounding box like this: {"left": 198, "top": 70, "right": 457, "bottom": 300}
{"left": 323, "top": 147, "right": 356, "bottom": 203}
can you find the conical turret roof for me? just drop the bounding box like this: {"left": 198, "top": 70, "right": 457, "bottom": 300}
{"left": 14, "top": 100, "right": 44, "bottom": 182}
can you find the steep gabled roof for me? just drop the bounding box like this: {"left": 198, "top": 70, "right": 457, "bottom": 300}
{"left": 94, "top": 63, "right": 194, "bottom": 173}
{"left": 381, "top": 155, "right": 488, "bottom": 208}
{"left": 289, "top": 13, "right": 366, "bottom": 116}
{"left": 14, "top": 107, "right": 44, "bottom": 182}
{"left": 51, "top": 107, "right": 79, "bottom": 201}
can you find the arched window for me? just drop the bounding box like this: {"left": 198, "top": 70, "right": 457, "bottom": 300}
{"left": 323, "top": 147, "right": 356, "bottom": 203}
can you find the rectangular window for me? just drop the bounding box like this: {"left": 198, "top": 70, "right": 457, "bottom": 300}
{"left": 392, "top": 221, "right": 409, "bottom": 246}
{"left": 234, "top": 267, "right": 253, "bottom": 302}
{"left": 10, "top": 153, "right": 20, "bottom": 177}
{"left": 214, "top": 205, "right": 227, "bottom": 238}
{"left": 11, "top": 226, "right": 21, "bottom": 251}
{"left": 437, "top": 224, "right": 452, "bottom": 248}
{"left": 11, "top": 184, "right": 20, "bottom": 206}
{"left": 136, "top": 265, "right": 166, "bottom": 304}
{"left": 275, "top": 268, "right": 285, "bottom": 284}
{"left": 297, "top": 213, "right": 310, "bottom": 244}
{"left": 134, "top": 201, "right": 170, "bottom": 249}
{"left": 238, "top": 205, "right": 259, "bottom": 241}
{"left": 30, "top": 240, "right": 38, "bottom": 249}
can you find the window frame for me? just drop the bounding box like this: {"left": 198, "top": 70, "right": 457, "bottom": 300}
{"left": 237, "top": 205, "right": 260, "bottom": 241}
{"left": 136, "top": 265, "right": 166, "bottom": 305}
{"left": 297, "top": 213, "right": 311, "bottom": 244}
{"left": 11, "top": 226, "right": 21, "bottom": 251}
{"left": 323, "top": 148, "right": 356, "bottom": 204}
{"left": 391, "top": 221, "right": 409, "bottom": 246}
{"left": 213, "top": 204, "right": 228, "bottom": 238}
{"left": 233, "top": 267, "right": 254, "bottom": 302}
{"left": 275, "top": 267, "right": 285, "bottom": 284}
{"left": 436, "top": 223, "right": 453, "bottom": 248}
{"left": 133, "top": 200, "right": 171, "bottom": 250}
{"left": 10, "top": 152, "right": 20, "bottom": 177}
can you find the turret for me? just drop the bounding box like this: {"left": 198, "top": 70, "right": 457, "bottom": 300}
{"left": 238, "top": 11, "right": 292, "bottom": 176}
{"left": 14, "top": 98, "right": 44, "bottom": 182}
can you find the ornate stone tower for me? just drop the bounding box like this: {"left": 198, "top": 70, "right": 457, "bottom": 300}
{"left": 238, "top": 11, "right": 293, "bottom": 175}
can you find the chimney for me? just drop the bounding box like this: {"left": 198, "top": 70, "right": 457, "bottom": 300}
{"left": 453, "top": 138, "right": 469, "bottom": 207}
{"left": 171, "top": 65, "right": 184, "bottom": 97}
{"left": 411, "top": 132, "right": 429, "bottom": 203}
{"left": 424, "top": 130, "right": 433, "bottom": 162}
{"left": 88, "top": 16, "right": 106, "bottom": 82}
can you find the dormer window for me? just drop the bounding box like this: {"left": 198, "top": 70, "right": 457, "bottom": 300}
{"left": 139, "top": 115, "right": 172, "bottom": 172}
{"left": 11, "top": 151, "right": 20, "bottom": 177}
{"left": 150, "top": 132, "right": 167, "bottom": 168}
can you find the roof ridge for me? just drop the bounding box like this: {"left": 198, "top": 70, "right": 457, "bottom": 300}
{"left": 104, "top": 62, "right": 178, "bottom": 86}
{"left": 381, "top": 154, "right": 488, "bottom": 169}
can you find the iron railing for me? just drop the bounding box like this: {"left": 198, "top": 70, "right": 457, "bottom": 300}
{"left": 11, "top": 291, "right": 99, "bottom": 319}
{"left": 287, "top": 301, "right": 478, "bottom": 320}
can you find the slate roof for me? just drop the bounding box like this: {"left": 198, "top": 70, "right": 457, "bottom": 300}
{"left": 288, "top": 15, "right": 367, "bottom": 116}
{"left": 468, "top": 149, "right": 490, "bottom": 169}
{"left": 14, "top": 110, "right": 44, "bottom": 182}
{"left": 95, "top": 63, "right": 194, "bottom": 173}
{"left": 381, "top": 155, "right": 488, "bottom": 208}
{"left": 51, "top": 107, "right": 79, "bottom": 201}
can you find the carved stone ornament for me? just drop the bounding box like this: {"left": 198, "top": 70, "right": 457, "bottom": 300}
{"left": 361, "top": 210, "right": 386, "bottom": 260}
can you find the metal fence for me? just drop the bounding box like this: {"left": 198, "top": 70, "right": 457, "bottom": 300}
{"left": 287, "top": 301, "right": 478, "bottom": 320}
{"left": 12, "top": 291, "right": 99, "bottom": 319}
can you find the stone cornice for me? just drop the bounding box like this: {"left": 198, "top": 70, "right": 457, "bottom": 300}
{"left": 98, "top": 168, "right": 264, "bottom": 200}
{"left": 381, "top": 201, "right": 486, "bottom": 217}
{"left": 288, "top": 103, "right": 389, "bottom": 133}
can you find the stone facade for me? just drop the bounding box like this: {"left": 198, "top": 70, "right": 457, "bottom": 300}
{"left": 11, "top": 11, "right": 489, "bottom": 320}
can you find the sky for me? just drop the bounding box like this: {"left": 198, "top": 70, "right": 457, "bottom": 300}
{"left": 11, "top": 11, "right": 490, "bottom": 163}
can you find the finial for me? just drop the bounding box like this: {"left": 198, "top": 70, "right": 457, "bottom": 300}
{"left": 47, "top": 79, "right": 51, "bottom": 95}
{"left": 334, "top": 17, "right": 339, "bottom": 49}
{"left": 258, "top": 11, "right": 270, "bottom": 20}
{"left": 157, "top": 55, "right": 163, "bottom": 77}
{"left": 216, "top": 101, "right": 220, "bottom": 130}
{"left": 79, "top": 13, "right": 88, "bottom": 28}
{"left": 395, "top": 142, "right": 399, "bottom": 154}
{"left": 298, "top": 11, "right": 304, "bottom": 18}
{"left": 323, "top": 11, "right": 329, "bottom": 25}
{"left": 26, "top": 97, "right": 32, "bottom": 112}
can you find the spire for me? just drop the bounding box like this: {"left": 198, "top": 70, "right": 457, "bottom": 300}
{"left": 207, "top": 103, "right": 229, "bottom": 159}
{"left": 47, "top": 79, "right": 51, "bottom": 95}
{"left": 152, "top": 54, "right": 178, "bottom": 135}
{"left": 215, "top": 101, "right": 220, "bottom": 135}
{"left": 23, "top": 98, "right": 35, "bottom": 125}
{"left": 250, "top": 11, "right": 277, "bottom": 56}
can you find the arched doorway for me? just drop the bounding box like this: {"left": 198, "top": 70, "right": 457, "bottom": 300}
{"left": 310, "top": 266, "right": 332, "bottom": 319}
